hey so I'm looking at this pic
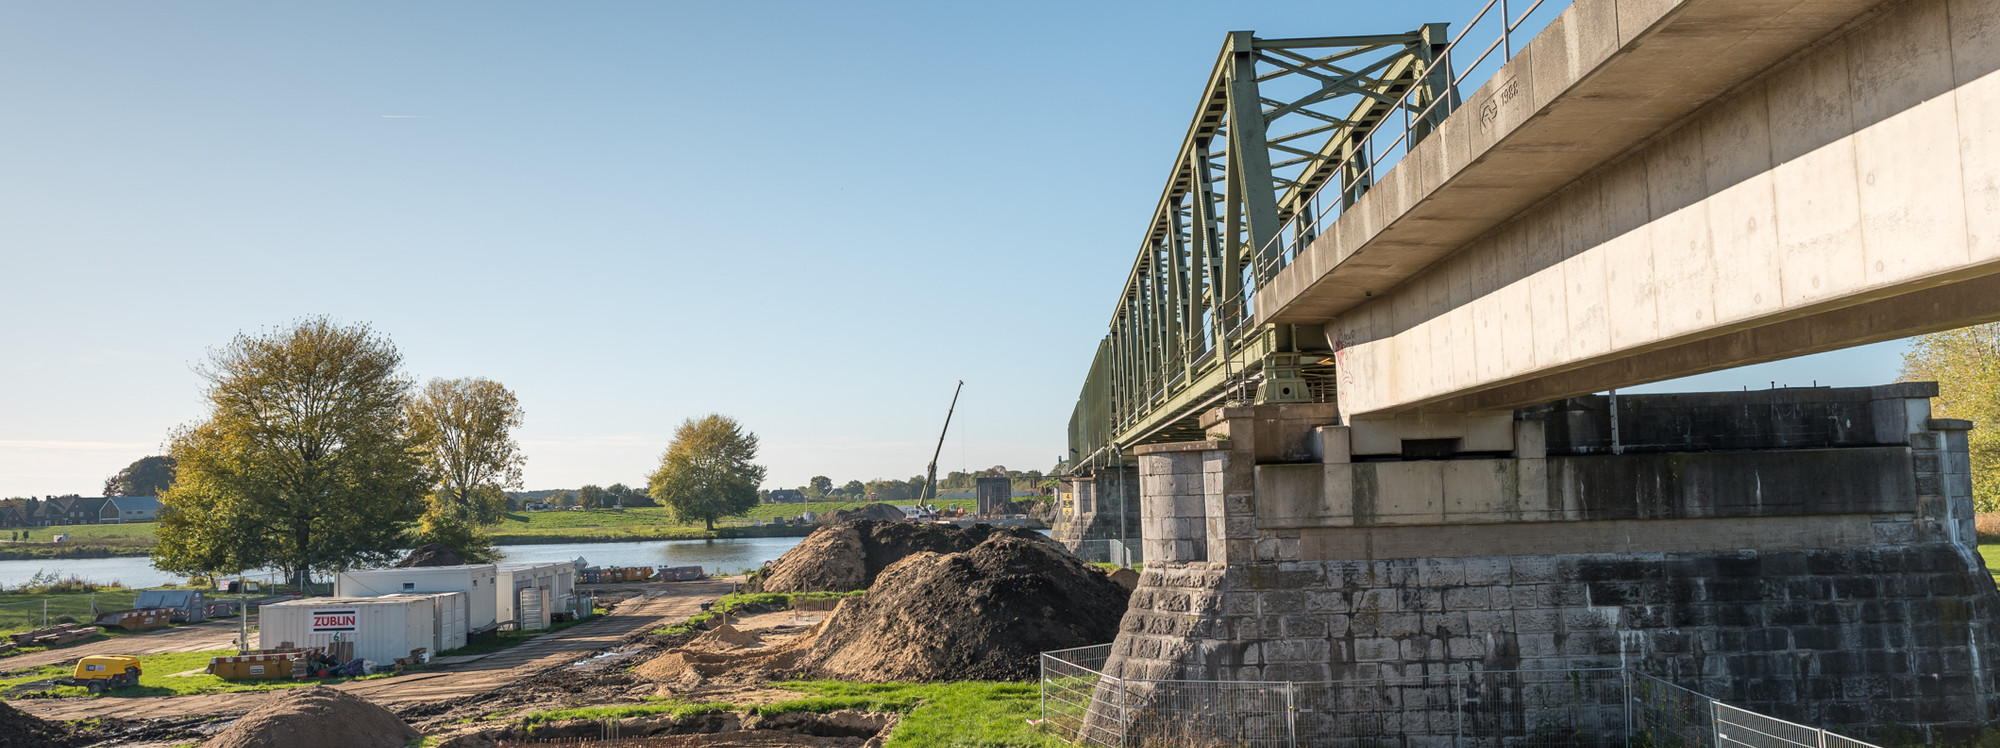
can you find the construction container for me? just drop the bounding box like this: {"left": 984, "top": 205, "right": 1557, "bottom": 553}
{"left": 335, "top": 564, "right": 497, "bottom": 632}
{"left": 93, "top": 608, "right": 174, "bottom": 631}
{"left": 659, "top": 565, "right": 705, "bottom": 582}
{"left": 258, "top": 597, "right": 435, "bottom": 665}
{"left": 208, "top": 648, "right": 322, "bottom": 680}
{"left": 135, "top": 589, "right": 207, "bottom": 623}
{"left": 386, "top": 592, "right": 467, "bottom": 654}
{"left": 496, "top": 562, "right": 574, "bottom": 629}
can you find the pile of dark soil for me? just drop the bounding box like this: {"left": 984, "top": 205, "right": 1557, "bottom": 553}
{"left": 794, "top": 533, "right": 1129, "bottom": 681}
{"left": 396, "top": 543, "right": 466, "bottom": 568}
{"left": 756, "top": 520, "right": 1054, "bottom": 593}
{"left": 203, "top": 686, "right": 418, "bottom": 748}
{"left": 0, "top": 701, "right": 76, "bottom": 747}
{"left": 818, "top": 503, "right": 905, "bottom": 524}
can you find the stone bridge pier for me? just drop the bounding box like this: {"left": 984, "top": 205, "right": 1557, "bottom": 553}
{"left": 1103, "top": 383, "right": 2000, "bottom": 740}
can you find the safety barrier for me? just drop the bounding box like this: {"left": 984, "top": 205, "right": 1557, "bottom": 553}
{"left": 1040, "top": 644, "right": 1884, "bottom": 748}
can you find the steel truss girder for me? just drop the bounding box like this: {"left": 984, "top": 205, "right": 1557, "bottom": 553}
{"left": 1068, "top": 25, "right": 1456, "bottom": 473}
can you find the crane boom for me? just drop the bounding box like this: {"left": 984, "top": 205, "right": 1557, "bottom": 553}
{"left": 921, "top": 381, "right": 965, "bottom": 509}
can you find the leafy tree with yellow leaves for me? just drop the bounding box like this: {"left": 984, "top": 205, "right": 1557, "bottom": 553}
{"left": 1901, "top": 323, "right": 2000, "bottom": 512}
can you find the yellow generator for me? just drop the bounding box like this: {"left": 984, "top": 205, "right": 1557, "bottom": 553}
{"left": 66, "top": 655, "right": 142, "bottom": 693}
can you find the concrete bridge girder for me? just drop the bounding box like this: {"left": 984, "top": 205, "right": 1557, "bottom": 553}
{"left": 1257, "top": 0, "right": 2000, "bottom": 418}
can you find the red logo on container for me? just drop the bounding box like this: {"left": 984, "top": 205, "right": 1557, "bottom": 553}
{"left": 310, "top": 609, "right": 359, "bottom": 632}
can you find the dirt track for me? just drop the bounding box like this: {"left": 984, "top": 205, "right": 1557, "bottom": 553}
{"left": 8, "top": 580, "right": 732, "bottom": 722}
{"left": 1, "top": 619, "right": 246, "bottom": 671}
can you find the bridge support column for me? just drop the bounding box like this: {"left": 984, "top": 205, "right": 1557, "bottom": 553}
{"left": 1054, "top": 465, "right": 1140, "bottom": 563}
{"left": 1101, "top": 384, "right": 2000, "bottom": 742}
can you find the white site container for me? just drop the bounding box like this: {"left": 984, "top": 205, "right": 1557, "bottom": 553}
{"left": 495, "top": 562, "right": 574, "bottom": 628}
{"left": 386, "top": 592, "right": 468, "bottom": 653}
{"left": 259, "top": 597, "right": 436, "bottom": 664}
{"left": 334, "top": 564, "right": 498, "bottom": 631}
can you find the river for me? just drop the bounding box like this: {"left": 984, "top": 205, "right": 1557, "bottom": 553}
{"left": 0, "top": 536, "right": 807, "bottom": 589}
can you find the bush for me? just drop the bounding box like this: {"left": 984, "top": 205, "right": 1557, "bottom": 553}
{"left": 10, "top": 570, "right": 125, "bottom": 594}
{"left": 1978, "top": 513, "right": 2000, "bottom": 544}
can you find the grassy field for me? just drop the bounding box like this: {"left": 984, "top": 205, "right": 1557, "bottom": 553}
{"left": 517, "top": 680, "right": 1061, "bottom": 747}
{"left": 17, "top": 500, "right": 990, "bottom": 558}
{"left": 1980, "top": 541, "right": 2000, "bottom": 583}
{"left": 0, "top": 523, "right": 157, "bottom": 560}
{"left": 0, "top": 589, "right": 138, "bottom": 633}
{"left": 0, "top": 648, "right": 394, "bottom": 699}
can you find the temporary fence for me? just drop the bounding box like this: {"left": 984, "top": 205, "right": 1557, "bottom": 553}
{"left": 1040, "top": 644, "right": 1883, "bottom": 748}
{"left": 1068, "top": 539, "right": 1142, "bottom": 567}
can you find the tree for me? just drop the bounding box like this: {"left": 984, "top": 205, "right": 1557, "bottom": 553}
{"left": 606, "top": 482, "right": 653, "bottom": 507}
{"left": 648, "top": 415, "right": 766, "bottom": 531}
{"left": 841, "top": 480, "right": 865, "bottom": 498}
{"left": 153, "top": 318, "right": 429, "bottom": 588}
{"left": 104, "top": 456, "right": 177, "bottom": 497}
{"left": 408, "top": 377, "right": 525, "bottom": 563}
{"left": 577, "top": 484, "right": 607, "bottom": 510}
{"left": 1903, "top": 323, "right": 2000, "bottom": 511}
{"left": 806, "top": 476, "right": 833, "bottom": 501}
{"left": 550, "top": 490, "right": 576, "bottom": 508}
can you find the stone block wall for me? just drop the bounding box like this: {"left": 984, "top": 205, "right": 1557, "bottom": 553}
{"left": 1102, "top": 385, "right": 2000, "bottom": 740}
{"left": 1053, "top": 465, "right": 1141, "bottom": 560}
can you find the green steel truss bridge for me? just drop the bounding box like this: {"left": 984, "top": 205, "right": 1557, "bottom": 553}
{"left": 1066, "top": 23, "right": 1471, "bottom": 473}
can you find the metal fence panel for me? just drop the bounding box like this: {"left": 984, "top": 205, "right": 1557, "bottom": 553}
{"left": 1040, "top": 650, "right": 1885, "bottom": 748}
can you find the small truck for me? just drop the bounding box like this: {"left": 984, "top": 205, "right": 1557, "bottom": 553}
{"left": 64, "top": 655, "right": 141, "bottom": 693}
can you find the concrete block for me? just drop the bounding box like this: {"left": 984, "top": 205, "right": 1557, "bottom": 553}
{"left": 1371, "top": 461, "right": 1446, "bottom": 524}
{"left": 1311, "top": 426, "right": 1351, "bottom": 464}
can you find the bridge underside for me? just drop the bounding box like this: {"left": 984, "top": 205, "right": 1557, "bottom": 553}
{"left": 1262, "top": 0, "right": 2000, "bottom": 419}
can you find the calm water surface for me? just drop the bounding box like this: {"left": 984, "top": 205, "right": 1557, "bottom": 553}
{"left": 0, "top": 536, "right": 806, "bottom": 589}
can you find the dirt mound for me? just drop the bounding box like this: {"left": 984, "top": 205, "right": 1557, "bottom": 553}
{"left": 819, "top": 503, "right": 905, "bottom": 524}
{"left": 1108, "top": 568, "right": 1140, "bottom": 590}
{"left": 794, "top": 534, "right": 1128, "bottom": 681}
{"left": 395, "top": 543, "right": 465, "bottom": 568}
{"left": 202, "top": 686, "right": 418, "bottom": 748}
{"left": 757, "top": 520, "right": 1055, "bottom": 593}
{"left": 0, "top": 701, "right": 74, "bottom": 747}
{"left": 690, "top": 624, "right": 763, "bottom": 652}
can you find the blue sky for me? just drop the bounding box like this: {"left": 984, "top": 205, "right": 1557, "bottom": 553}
{"left": 0, "top": 1, "right": 1908, "bottom": 497}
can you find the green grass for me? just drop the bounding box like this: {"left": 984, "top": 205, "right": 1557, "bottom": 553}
{"left": 1, "top": 501, "right": 997, "bottom": 558}
{"left": 0, "top": 523, "right": 159, "bottom": 560}
{"left": 515, "top": 681, "right": 1061, "bottom": 747}
{"left": 1981, "top": 541, "right": 2000, "bottom": 584}
{"left": 0, "top": 589, "right": 139, "bottom": 637}
{"left": 0, "top": 649, "right": 396, "bottom": 698}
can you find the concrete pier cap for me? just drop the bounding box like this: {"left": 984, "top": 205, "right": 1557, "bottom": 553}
{"left": 1105, "top": 381, "right": 2000, "bottom": 741}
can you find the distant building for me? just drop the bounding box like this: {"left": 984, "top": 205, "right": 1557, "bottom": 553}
{"left": 767, "top": 489, "right": 806, "bottom": 503}
{"left": 976, "top": 476, "right": 1013, "bottom": 516}
{"left": 102, "top": 497, "right": 160, "bottom": 524}
{"left": 37, "top": 497, "right": 108, "bottom": 526}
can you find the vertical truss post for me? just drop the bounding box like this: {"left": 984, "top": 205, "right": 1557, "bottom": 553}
{"left": 1192, "top": 137, "right": 1227, "bottom": 365}
{"left": 1224, "top": 31, "right": 1282, "bottom": 325}
{"left": 1167, "top": 211, "right": 1193, "bottom": 381}
{"left": 1410, "top": 22, "right": 1459, "bottom": 147}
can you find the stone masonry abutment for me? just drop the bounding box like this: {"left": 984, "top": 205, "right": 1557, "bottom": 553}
{"left": 1102, "top": 383, "right": 2000, "bottom": 741}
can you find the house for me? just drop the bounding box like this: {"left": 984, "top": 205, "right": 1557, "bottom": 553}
{"left": 36, "top": 496, "right": 107, "bottom": 526}
{"left": 100, "top": 497, "right": 160, "bottom": 524}
{"left": 0, "top": 500, "right": 31, "bottom": 528}
{"left": 767, "top": 489, "right": 806, "bottom": 504}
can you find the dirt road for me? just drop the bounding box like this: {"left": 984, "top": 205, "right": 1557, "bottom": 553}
{"left": 1, "top": 618, "right": 247, "bottom": 671}
{"left": 10, "top": 580, "right": 731, "bottom": 721}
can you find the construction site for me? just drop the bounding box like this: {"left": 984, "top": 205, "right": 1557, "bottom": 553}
{"left": 0, "top": 517, "right": 1132, "bottom": 746}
